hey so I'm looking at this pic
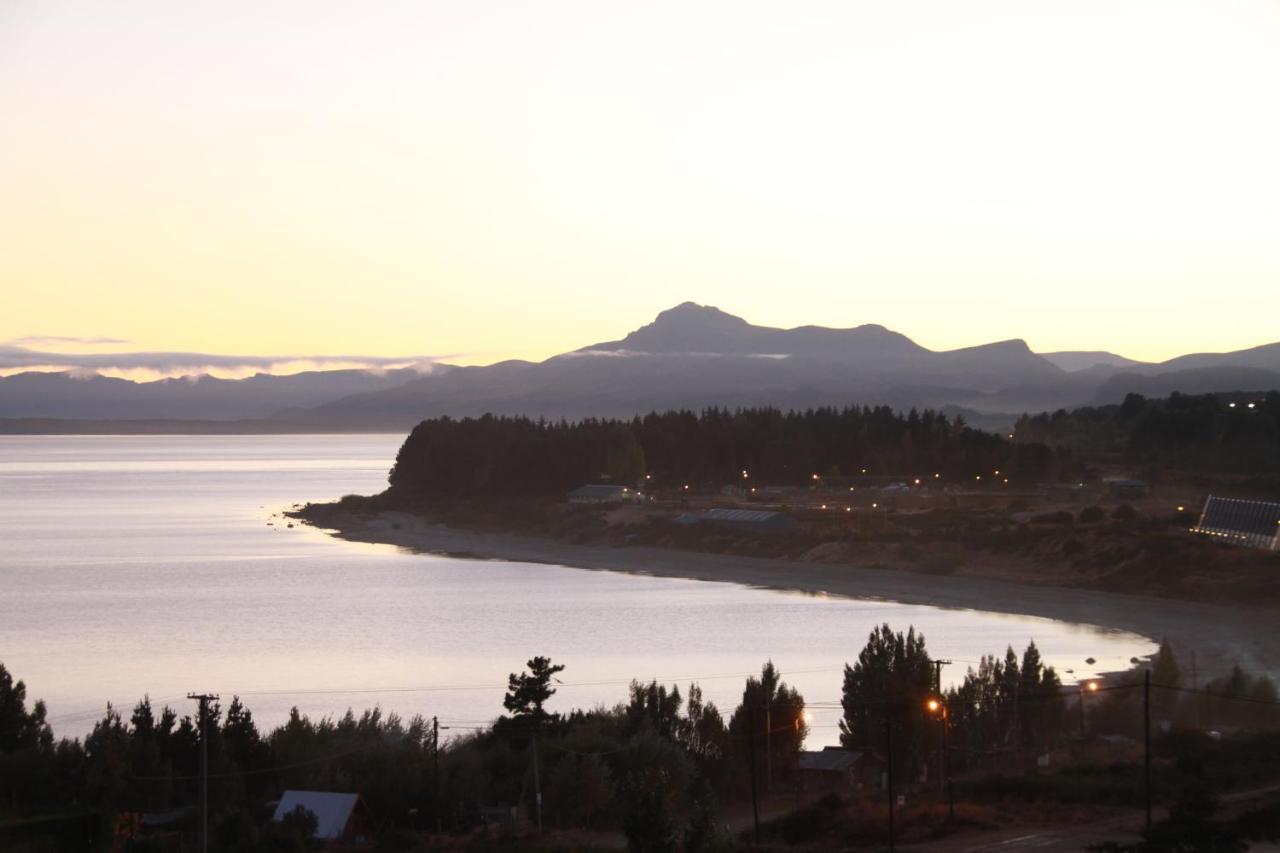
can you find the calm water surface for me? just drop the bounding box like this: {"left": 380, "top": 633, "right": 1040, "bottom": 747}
{"left": 0, "top": 435, "right": 1154, "bottom": 746}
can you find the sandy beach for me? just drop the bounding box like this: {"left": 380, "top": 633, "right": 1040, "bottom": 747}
{"left": 310, "top": 509, "right": 1280, "bottom": 683}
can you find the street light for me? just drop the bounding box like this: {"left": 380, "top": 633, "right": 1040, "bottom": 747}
{"left": 1078, "top": 680, "right": 1100, "bottom": 737}
{"left": 925, "top": 697, "right": 954, "bottom": 820}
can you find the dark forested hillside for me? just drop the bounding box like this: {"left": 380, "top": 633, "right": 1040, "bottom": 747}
{"left": 387, "top": 406, "right": 1035, "bottom": 497}
{"left": 1015, "top": 391, "right": 1280, "bottom": 475}
{"left": 386, "top": 392, "right": 1280, "bottom": 499}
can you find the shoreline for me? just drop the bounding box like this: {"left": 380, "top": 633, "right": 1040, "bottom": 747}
{"left": 308, "top": 509, "right": 1280, "bottom": 683}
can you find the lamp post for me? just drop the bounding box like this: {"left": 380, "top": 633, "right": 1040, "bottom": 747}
{"left": 927, "top": 698, "right": 954, "bottom": 821}
{"left": 1078, "top": 680, "right": 1099, "bottom": 737}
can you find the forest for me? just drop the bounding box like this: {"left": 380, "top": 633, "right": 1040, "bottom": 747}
{"left": 1014, "top": 391, "right": 1280, "bottom": 476}
{"left": 385, "top": 393, "right": 1280, "bottom": 501}
{"left": 4, "top": 629, "right": 1277, "bottom": 851}
{"left": 388, "top": 406, "right": 1030, "bottom": 499}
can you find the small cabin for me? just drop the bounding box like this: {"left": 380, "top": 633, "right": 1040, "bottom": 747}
{"left": 567, "top": 484, "right": 637, "bottom": 504}
{"left": 686, "top": 507, "right": 793, "bottom": 535}
{"left": 1106, "top": 479, "right": 1150, "bottom": 499}
{"left": 272, "top": 790, "right": 374, "bottom": 844}
{"left": 798, "top": 748, "right": 885, "bottom": 793}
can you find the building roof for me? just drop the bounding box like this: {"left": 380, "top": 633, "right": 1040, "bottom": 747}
{"left": 568, "top": 484, "right": 631, "bottom": 499}
{"left": 799, "top": 749, "right": 869, "bottom": 772}
{"left": 1193, "top": 495, "right": 1280, "bottom": 546}
{"left": 272, "top": 791, "right": 361, "bottom": 841}
{"left": 701, "top": 508, "right": 791, "bottom": 524}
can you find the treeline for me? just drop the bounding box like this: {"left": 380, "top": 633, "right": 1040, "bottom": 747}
{"left": 387, "top": 392, "right": 1279, "bottom": 500}
{"left": 388, "top": 406, "right": 1035, "bottom": 497}
{"left": 0, "top": 659, "right": 805, "bottom": 852}
{"left": 1015, "top": 391, "right": 1280, "bottom": 475}
{"left": 838, "top": 626, "right": 1067, "bottom": 779}
{"left": 6, "top": 632, "right": 1278, "bottom": 850}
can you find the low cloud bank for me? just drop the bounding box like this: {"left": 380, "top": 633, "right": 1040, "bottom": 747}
{"left": 0, "top": 344, "right": 446, "bottom": 379}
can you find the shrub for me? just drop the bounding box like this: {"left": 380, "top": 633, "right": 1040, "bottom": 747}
{"left": 1112, "top": 504, "right": 1138, "bottom": 522}
{"left": 1078, "top": 506, "right": 1106, "bottom": 524}
{"left": 919, "top": 552, "right": 965, "bottom": 575}
{"left": 1031, "top": 511, "right": 1074, "bottom": 525}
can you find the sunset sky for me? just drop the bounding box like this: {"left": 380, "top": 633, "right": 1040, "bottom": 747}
{"left": 3, "top": 1, "right": 1278, "bottom": 374}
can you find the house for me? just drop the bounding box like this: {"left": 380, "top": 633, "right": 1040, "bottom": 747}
{"left": 798, "top": 747, "right": 884, "bottom": 793}
{"left": 271, "top": 791, "right": 374, "bottom": 843}
{"left": 1191, "top": 496, "right": 1280, "bottom": 551}
{"left": 692, "top": 508, "right": 798, "bottom": 535}
{"left": 1107, "top": 479, "right": 1150, "bottom": 499}
{"left": 567, "top": 484, "right": 637, "bottom": 504}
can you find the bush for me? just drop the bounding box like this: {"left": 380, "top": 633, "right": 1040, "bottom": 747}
{"left": 1031, "top": 511, "right": 1074, "bottom": 525}
{"left": 1078, "top": 506, "right": 1106, "bottom": 524}
{"left": 919, "top": 552, "right": 965, "bottom": 575}
{"left": 1112, "top": 504, "right": 1138, "bottom": 522}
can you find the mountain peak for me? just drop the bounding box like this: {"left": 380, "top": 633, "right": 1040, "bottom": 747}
{"left": 650, "top": 302, "right": 751, "bottom": 330}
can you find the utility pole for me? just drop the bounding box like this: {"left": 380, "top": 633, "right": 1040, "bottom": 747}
{"left": 932, "top": 659, "right": 951, "bottom": 791}
{"left": 941, "top": 701, "right": 954, "bottom": 821}
{"left": 187, "top": 693, "right": 218, "bottom": 853}
{"left": 746, "top": 703, "right": 760, "bottom": 843}
{"left": 432, "top": 717, "right": 450, "bottom": 833}
{"left": 1190, "top": 651, "right": 1200, "bottom": 729}
{"left": 764, "top": 700, "right": 772, "bottom": 791}
{"left": 885, "top": 715, "right": 895, "bottom": 853}
{"left": 1144, "top": 669, "right": 1152, "bottom": 831}
{"left": 531, "top": 727, "right": 543, "bottom": 835}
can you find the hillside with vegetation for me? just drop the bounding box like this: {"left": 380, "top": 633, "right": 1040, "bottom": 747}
{"left": 5, "top": 633, "right": 1279, "bottom": 851}
{"left": 293, "top": 393, "right": 1280, "bottom": 607}
{"left": 384, "top": 393, "right": 1279, "bottom": 500}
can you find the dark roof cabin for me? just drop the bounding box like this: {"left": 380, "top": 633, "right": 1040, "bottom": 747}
{"left": 1107, "top": 479, "right": 1149, "bottom": 499}
{"left": 1191, "top": 496, "right": 1280, "bottom": 551}
{"left": 697, "top": 508, "right": 798, "bottom": 535}
{"left": 798, "top": 748, "right": 884, "bottom": 792}
{"left": 271, "top": 791, "right": 374, "bottom": 843}
{"left": 568, "top": 484, "right": 636, "bottom": 504}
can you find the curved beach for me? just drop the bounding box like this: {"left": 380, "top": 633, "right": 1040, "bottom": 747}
{"left": 314, "top": 510, "right": 1280, "bottom": 683}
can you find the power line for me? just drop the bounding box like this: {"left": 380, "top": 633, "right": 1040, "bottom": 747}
{"left": 224, "top": 665, "right": 848, "bottom": 698}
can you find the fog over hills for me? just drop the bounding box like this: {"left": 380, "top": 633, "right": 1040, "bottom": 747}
{"left": 1038, "top": 351, "right": 1147, "bottom": 372}
{"left": 3, "top": 303, "right": 1278, "bottom": 432}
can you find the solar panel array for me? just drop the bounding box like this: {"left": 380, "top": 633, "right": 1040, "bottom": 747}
{"left": 1192, "top": 496, "right": 1280, "bottom": 551}
{"left": 701, "top": 508, "right": 787, "bottom": 523}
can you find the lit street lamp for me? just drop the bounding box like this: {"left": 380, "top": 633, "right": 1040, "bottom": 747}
{"left": 1079, "top": 679, "right": 1100, "bottom": 736}
{"left": 925, "top": 697, "right": 954, "bottom": 820}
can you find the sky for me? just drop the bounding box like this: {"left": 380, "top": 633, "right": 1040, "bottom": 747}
{"left": 3, "top": 0, "right": 1279, "bottom": 375}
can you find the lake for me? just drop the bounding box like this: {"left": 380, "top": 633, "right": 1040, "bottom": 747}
{"left": 0, "top": 435, "right": 1154, "bottom": 746}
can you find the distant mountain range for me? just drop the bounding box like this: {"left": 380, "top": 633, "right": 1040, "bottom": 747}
{"left": 3, "top": 303, "right": 1278, "bottom": 432}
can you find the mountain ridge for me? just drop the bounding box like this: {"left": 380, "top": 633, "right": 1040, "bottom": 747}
{"left": 2, "top": 303, "right": 1277, "bottom": 429}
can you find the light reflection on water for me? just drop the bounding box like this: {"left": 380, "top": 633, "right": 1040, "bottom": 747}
{"left": 0, "top": 435, "right": 1154, "bottom": 746}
